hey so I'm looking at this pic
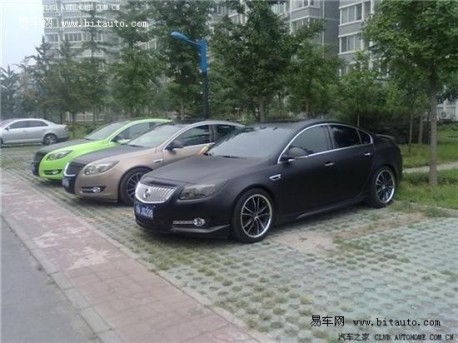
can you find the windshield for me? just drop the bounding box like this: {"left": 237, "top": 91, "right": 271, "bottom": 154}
{"left": 127, "top": 124, "right": 183, "bottom": 148}
{"left": 0, "top": 119, "right": 14, "bottom": 128}
{"left": 207, "top": 126, "right": 292, "bottom": 159}
{"left": 85, "top": 121, "right": 130, "bottom": 141}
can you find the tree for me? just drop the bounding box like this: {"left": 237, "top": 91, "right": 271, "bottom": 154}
{"left": 364, "top": 0, "right": 458, "bottom": 186}
{"left": 110, "top": 1, "right": 161, "bottom": 116}
{"left": 1, "top": 66, "right": 20, "bottom": 118}
{"left": 47, "top": 40, "right": 91, "bottom": 122}
{"left": 27, "top": 38, "right": 55, "bottom": 119}
{"left": 336, "top": 52, "right": 387, "bottom": 127}
{"left": 150, "top": 0, "right": 214, "bottom": 117}
{"left": 288, "top": 42, "right": 341, "bottom": 118}
{"left": 212, "top": 1, "right": 293, "bottom": 122}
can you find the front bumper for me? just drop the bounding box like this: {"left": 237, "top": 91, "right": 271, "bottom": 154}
{"left": 134, "top": 197, "right": 232, "bottom": 239}
{"left": 38, "top": 159, "right": 66, "bottom": 180}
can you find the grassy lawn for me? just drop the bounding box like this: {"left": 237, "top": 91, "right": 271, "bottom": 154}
{"left": 401, "top": 124, "right": 458, "bottom": 168}
{"left": 395, "top": 124, "right": 458, "bottom": 209}
{"left": 396, "top": 169, "right": 458, "bottom": 209}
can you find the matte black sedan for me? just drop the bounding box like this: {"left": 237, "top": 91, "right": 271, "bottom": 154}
{"left": 134, "top": 120, "right": 402, "bottom": 243}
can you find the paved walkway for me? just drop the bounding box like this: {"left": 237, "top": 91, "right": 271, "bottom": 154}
{"left": 1, "top": 171, "right": 269, "bottom": 343}
{"left": 404, "top": 161, "right": 458, "bottom": 174}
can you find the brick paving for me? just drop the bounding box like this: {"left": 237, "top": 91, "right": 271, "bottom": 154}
{"left": 1, "top": 146, "right": 458, "bottom": 343}
{"left": 1, "top": 171, "right": 269, "bottom": 343}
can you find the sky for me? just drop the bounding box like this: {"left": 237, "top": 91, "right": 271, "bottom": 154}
{"left": 1, "top": 0, "right": 44, "bottom": 70}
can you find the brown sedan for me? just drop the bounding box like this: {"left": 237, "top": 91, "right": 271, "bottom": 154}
{"left": 62, "top": 121, "right": 243, "bottom": 205}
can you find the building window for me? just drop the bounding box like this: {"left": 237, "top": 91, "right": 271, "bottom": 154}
{"left": 340, "top": 34, "right": 361, "bottom": 53}
{"left": 340, "top": 3, "right": 362, "bottom": 24}
{"left": 46, "top": 34, "right": 59, "bottom": 43}
{"left": 64, "top": 33, "right": 82, "bottom": 42}
{"left": 292, "top": 0, "right": 320, "bottom": 10}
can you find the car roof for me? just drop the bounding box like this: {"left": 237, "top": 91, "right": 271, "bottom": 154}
{"left": 247, "top": 119, "right": 351, "bottom": 131}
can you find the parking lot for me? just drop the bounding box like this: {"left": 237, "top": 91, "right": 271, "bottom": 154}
{"left": 2, "top": 146, "right": 457, "bottom": 342}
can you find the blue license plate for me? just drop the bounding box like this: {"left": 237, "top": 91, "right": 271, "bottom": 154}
{"left": 135, "top": 203, "right": 154, "bottom": 219}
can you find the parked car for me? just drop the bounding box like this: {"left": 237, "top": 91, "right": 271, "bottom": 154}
{"left": 134, "top": 120, "right": 403, "bottom": 243}
{"left": 32, "top": 118, "right": 170, "bottom": 181}
{"left": 0, "top": 118, "right": 68, "bottom": 146}
{"left": 62, "top": 120, "right": 243, "bottom": 205}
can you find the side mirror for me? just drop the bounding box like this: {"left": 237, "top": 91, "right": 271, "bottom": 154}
{"left": 5, "top": 127, "right": 10, "bottom": 131}
{"left": 166, "top": 139, "right": 184, "bottom": 150}
{"left": 280, "top": 146, "right": 307, "bottom": 162}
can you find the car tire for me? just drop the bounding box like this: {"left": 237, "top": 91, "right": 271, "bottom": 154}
{"left": 119, "top": 168, "right": 150, "bottom": 206}
{"left": 232, "top": 188, "right": 274, "bottom": 243}
{"left": 43, "top": 133, "right": 58, "bottom": 145}
{"left": 368, "top": 167, "right": 396, "bottom": 208}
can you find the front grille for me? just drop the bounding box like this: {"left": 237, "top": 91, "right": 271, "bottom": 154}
{"left": 135, "top": 183, "right": 176, "bottom": 204}
{"left": 64, "top": 162, "right": 85, "bottom": 176}
{"left": 33, "top": 151, "right": 46, "bottom": 162}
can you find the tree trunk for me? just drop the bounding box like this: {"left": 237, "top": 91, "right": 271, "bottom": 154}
{"left": 418, "top": 114, "right": 424, "bottom": 144}
{"left": 408, "top": 110, "right": 414, "bottom": 153}
{"left": 259, "top": 98, "right": 266, "bottom": 123}
{"left": 428, "top": 74, "right": 438, "bottom": 187}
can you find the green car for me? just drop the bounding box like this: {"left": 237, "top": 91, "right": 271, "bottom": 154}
{"left": 32, "top": 118, "right": 170, "bottom": 181}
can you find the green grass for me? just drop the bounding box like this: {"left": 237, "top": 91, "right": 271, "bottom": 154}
{"left": 401, "top": 125, "right": 458, "bottom": 168}
{"left": 396, "top": 169, "right": 458, "bottom": 209}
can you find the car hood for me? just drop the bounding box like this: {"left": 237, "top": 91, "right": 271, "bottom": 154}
{"left": 72, "top": 145, "right": 147, "bottom": 165}
{"left": 143, "top": 155, "right": 267, "bottom": 185}
{"left": 36, "top": 139, "right": 88, "bottom": 154}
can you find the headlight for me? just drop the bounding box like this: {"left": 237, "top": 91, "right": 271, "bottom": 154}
{"left": 179, "top": 184, "right": 220, "bottom": 200}
{"left": 46, "top": 150, "right": 72, "bottom": 160}
{"left": 84, "top": 161, "right": 118, "bottom": 175}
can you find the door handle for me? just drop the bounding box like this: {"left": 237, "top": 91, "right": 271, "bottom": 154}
{"left": 324, "top": 162, "right": 335, "bottom": 167}
{"left": 364, "top": 152, "right": 372, "bottom": 157}
{"left": 153, "top": 159, "right": 163, "bottom": 164}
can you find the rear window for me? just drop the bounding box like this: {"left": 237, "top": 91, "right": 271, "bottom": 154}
{"left": 330, "top": 125, "right": 361, "bottom": 148}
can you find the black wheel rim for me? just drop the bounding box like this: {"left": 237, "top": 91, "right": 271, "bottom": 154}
{"left": 240, "top": 194, "right": 272, "bottom": 239}
{"left": 375, "top": 169, "right": 395, "bottom": 204}
{"left": 126, "top": 172, "right": 144, "bottom": 201}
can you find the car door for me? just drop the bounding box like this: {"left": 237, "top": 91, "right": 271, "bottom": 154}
{"left": 3, "top": 121, "right": 29, "bottom": 143}
{"left": 162, "top": 124, "right": 211, "bottom": 164}
{"left": 275, "top": 125, "right": 335, "bottom": 216}
{"left": 27, "top": 120, "right": 48, "bottom": 142}
{"left": 326, "top": 124, "right": 374, "bottom": 201}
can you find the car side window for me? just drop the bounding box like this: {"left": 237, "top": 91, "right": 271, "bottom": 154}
{"left": 359, "top": 130, "right": 372, "bottom": 144}
{"left": 28, "top": 120, "right": 48, "bottom": 127}
{"left": 214, "top": 124, "right": 239, "bottom": 141}
{"left": 116, "top": 123, "right": 151, "bottom": 141}
{"left": 9, "top": 121, "right": 27, "bottom": 129}
{"left": 176, "top": 125, "right": 210, "bottom": 147}
{"left": 330, "top": 125, "right": 361, "bottom": 148}
{"left": 289, "top": 126, "right": 329, "bottom": 155}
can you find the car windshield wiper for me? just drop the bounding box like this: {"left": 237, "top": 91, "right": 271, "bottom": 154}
{"left": 127, "top": 144, "right": 144, "bottom": 148}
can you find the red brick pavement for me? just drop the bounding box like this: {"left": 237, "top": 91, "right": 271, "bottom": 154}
{"left": 1, "top": 171, "right": 271, "bottom": 343}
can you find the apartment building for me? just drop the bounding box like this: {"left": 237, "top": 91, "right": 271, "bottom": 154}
{"left": 213, "top": 0, "right": 340, "bottom": 55}
{"left": 337, "top": 0, "right": 456, "bottom": 120}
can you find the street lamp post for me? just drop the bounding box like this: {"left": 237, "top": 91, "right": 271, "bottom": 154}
{"left": 170, "top": 31, "right": 210, "bottom": 119}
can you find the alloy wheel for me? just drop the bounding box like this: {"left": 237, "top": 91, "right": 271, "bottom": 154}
{"left": 375, "top": 169, "right": 395, "bottom": 204}
{"left": 240, "top": 194, "right": 273, "bottom": 239}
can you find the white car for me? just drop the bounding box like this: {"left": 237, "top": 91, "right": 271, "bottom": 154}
{"left": 0, "top": 118, "right": 69, "bottom": 146}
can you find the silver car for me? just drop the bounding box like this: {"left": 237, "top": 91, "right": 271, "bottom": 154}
{"left": 0, "top": 118, "right": 69, "bottom": 146}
